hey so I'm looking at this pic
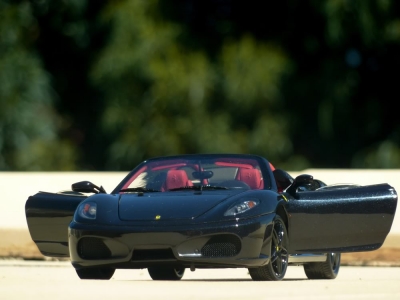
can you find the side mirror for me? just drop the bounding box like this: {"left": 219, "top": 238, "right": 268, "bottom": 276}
{"left": 285, "top": 174, "right": 313, "bottom": 198}
{"left": 72, "top": 181, "right": 106, "bottom": 194}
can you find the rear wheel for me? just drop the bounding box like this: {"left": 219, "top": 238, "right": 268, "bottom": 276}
{"left": 303, "top": 252, "right": 341, "bottom": 279}
{"left": 148, "top": 267, "right": 185, "bottom": 280}
{"left": 75, "top": 267, "right": 115, "bottom": 280}
{"left": 248, "top": 216, "right": 288, "bottom": 281}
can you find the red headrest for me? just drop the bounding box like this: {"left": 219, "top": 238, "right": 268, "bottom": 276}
{"left": 163, "top": 170, "right": 193, "bottom": 191}
{"left": 236, "top": 168, "right": 262, "bottom": 189}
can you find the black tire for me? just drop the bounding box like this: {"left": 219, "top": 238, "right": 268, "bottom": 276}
{"left": 303, "top": 252, "right": 341, "bottom": 279}
{"left": 148, "top": 267, "right": 185, "bottom": 280}
{"left": 75, "top": 267, "right": 115, "bottom": 280}
{"left": 248, "top": 216, "right": 289, "bottom": 281}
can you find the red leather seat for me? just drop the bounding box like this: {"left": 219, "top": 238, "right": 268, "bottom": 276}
{"left": 163, "top": 170, "right": 193, "bottom": 191}
{"left": 236, "top": 168, "right": 262, "bottom": 189}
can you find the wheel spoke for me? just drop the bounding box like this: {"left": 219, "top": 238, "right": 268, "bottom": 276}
{"left": 271, "top": 249, "right": 277, "bottom": 259}
{"left": 272, "top": 230, "right": 279, "bottom": 245}
{"left": 275, "top": 255, "right": 282, "bottom": 274}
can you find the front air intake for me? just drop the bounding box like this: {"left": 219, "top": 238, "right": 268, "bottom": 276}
{"left": 201, "top": 235, "right": 241, "bottom": 257}
{"left": 77, "top": 237, "right": 111, "bottom": 260}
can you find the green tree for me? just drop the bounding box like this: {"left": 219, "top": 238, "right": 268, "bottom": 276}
{"left": 283, "top": 0, "right": 400, "bottom": 168}
{"left": 0, "top": 0, "right": 78, "bottom": 170}
{"left": 91, "top": 0, "right": 294, "bottom": 170}
{"left": 2, "top": 0, "right": 400, "bottom": 171}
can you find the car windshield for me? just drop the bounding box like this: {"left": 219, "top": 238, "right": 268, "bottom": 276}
{"left": 118, "top": 155, "right": 267, "bottom": 192}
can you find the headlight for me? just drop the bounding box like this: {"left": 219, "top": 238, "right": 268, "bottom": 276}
{"left": 224, "top": 199, "right": 259, "bottom": 216}
{"left": 77, "top": 202, "right": 97, "bottom": 219}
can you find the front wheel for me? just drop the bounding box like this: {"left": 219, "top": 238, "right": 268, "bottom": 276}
{"left": 75, "top": 267, "right": 115, "bottom": 280}
{"left": 303, "top": 252, "right": 341, "bottom": 279}
{"left": 248, "top": 216, "right": 289, "bottom": 281}
{"left": 148, "top": 267, "right": 185, "bottom": 280}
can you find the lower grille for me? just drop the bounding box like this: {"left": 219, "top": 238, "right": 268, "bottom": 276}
{"left": 132, "top": 249, "right": 176, "bottom": 261}
{"left": 201, "top": 235, "right": 241, "bottom": 257}
{"left": 77, "top": 237, "right": 111, "bottom": 260}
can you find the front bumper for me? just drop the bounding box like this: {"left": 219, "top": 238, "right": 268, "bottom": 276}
{"left": 69, "top": 214, "right": 275, "bottom": 269}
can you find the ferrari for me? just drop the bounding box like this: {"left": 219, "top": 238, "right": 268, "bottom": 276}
{"left": 25, "top": 154, "right": 398, "bottom": 281}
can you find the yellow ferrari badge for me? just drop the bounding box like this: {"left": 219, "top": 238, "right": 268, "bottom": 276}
{"left": 155, "top": 215, "right": 161, "bottom": 220}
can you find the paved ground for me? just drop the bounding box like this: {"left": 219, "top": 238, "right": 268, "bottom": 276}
{"left": 0, "top": 261, "right": 399, "bottom": 300}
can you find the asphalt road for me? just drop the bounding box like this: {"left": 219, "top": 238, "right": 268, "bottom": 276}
{"left": 1, "top": 261, "right": 399, "bottom": 300}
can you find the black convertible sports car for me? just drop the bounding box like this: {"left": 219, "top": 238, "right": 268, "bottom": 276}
{"left": 25, "top": 154, "right": 398, "bottom": 281}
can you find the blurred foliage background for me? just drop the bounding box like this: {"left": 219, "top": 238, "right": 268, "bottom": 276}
{"left": 1, "top": 0, "right": 400, "bottom": 171}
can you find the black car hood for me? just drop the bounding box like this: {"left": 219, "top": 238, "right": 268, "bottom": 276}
{"left": 118, "top": 190, "right": 243, "bottom": 221}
